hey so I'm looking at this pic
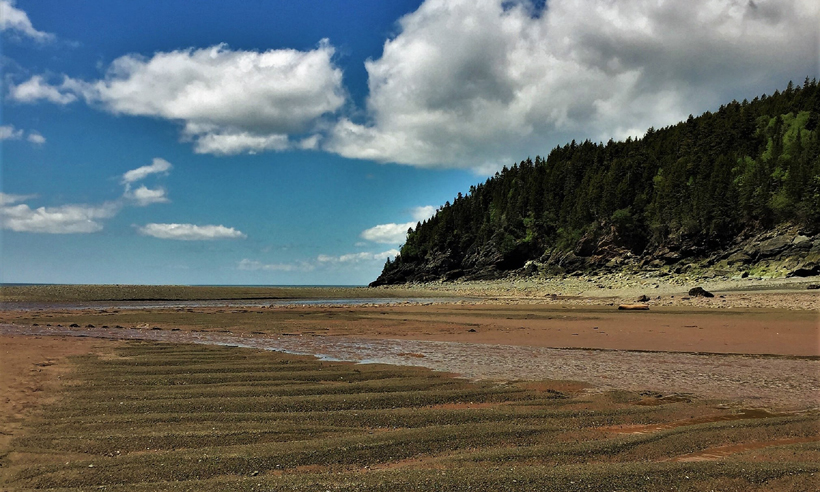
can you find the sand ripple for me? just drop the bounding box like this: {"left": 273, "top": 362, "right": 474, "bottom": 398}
{"left": 2, "top": 323, "right": 816, "bottom": 409}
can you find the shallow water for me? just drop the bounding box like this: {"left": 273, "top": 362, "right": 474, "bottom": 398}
{"left": 2, "top": 323, "right": 817, "bottom": 409}
{"left": 0, "top": 297, "right": 459, "bottom": 311}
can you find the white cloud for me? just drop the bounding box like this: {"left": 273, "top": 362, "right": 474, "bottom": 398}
{"left": 360, "top": 205, "right": 438, "bottom": 244}
{"left": 0, "top": 201, "right": 119, "bottom": 234}
{"left": 26, "top": 131, "right": 45, "bottom": 144}
{"left": 1, "top": 158, "right": 177, "bottom": 234}
{"left": 8, "top": 75, "right": 77, "bottom": 104}
{"left": 237, "top": 258, "right": 314, "bottom": 272}
{"left": 137, "top": 223, "right": 247, "bottom": 241}
{"left": 192, "top": 131, "right": 290, "bottom": 155}
{"left": 410, "top": 205, "right": 437, "bottom": 222}
{"left": 317, "top": 249, "right": 399, "bottom": 263}
{"left": 297, "top": 134, "right": 321, "bottom": 150}
{"left": 0, "top": 193, "right": 35, "bottom": 206}
{"left": 11, "top": 42, "right": 346, "bottom": 155}
{"left": 326, "top": 0, "right": 819, "bottom": 170}
{"left": 0, "top": 0, "right": 54, "bottom": 41}
{"left": 0, "top": 125, "right": 46, "bottom": 144}
{"left": 360, "top": 222, "right": 416, "bottom": 244}
{"left": 124, "top": 186, "right": 169, "bottom": 206}
{"left": 122, "top": 158, "right": 172, "bottom": 184}
{"left": 0, "top": 125, "right": 23, "bottom": 140}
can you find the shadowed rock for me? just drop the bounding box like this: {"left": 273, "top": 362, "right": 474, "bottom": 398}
{"left": 688, "top": 287, "right": 714, "bottom": 298}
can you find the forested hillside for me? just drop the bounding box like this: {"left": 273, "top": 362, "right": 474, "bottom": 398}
{"left": 373, "top": 79, "right": 820, "bottom": 285}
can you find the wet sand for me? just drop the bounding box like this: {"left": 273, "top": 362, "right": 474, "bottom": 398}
{"left": 1, "top": 283, "right": 817, "bottom": 411}
{"left": 0, "top": 335, "right": 120, "bottom": 459}
{"left": 2, "top": 324, "right": 817, "bottom": 409}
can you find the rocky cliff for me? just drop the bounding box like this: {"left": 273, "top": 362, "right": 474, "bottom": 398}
{"left": 371, "top": 224, "right": 820, "bottom": 285}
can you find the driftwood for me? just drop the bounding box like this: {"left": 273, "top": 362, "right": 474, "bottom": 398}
{"left": 618, "top": 304, "right": 650, "bottom": 310}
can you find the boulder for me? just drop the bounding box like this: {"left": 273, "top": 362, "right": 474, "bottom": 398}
{"left": 756, "top": 236, "right": 792, "bottom": 258}
{"left": 688, "top": 286, "right": 714, "bottom": 297}
{"left": 788, "top": 264, "right": 820, "bottom": 278}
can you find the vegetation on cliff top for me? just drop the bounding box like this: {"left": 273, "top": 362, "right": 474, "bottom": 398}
{"left": 375, "top": 79, "right": 820, "bottom": 285}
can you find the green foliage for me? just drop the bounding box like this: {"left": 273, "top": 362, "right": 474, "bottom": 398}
{"left": 379, "top": 80, "right": 820, "bottom": 280}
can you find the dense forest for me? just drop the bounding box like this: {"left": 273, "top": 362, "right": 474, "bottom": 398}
{"left": 373, "top": 79, "right": 820, "bottom": 285}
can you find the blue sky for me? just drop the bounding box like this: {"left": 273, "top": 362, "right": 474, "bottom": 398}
{"left": 1, "top": 0, "right": 817, "bottom": 285}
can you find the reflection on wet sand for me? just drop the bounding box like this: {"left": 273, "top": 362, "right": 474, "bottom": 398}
{"left": 2, "top": 323, "right": 817, "bottom": 409}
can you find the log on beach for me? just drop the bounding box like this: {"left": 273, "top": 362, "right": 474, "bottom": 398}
{"left": 618, "top": 304, "right": 650, "bottom": 310}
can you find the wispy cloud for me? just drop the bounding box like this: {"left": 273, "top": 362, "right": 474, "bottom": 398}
{"left": 121, "top": 158, "right": 172, "bottom": 184}
{"left": 1, "top": 158, "right": 174, "bottom": 234}
{"left": 120, "top": 158, "right": 172, "bottom": 206}
{"left": 0, "top": 0, "right": 54, "bottom": 42}
{"left": 237, "top": 258, "right": 314, "bottom": 272}
{"left": 137, "top": 223, "right": 247, "bottom": 241}
{"left": 317, "top": 249, "right": 399, "bottom": 264}
{"left": 0, "top": 193, "right": 36, "bottom": 206}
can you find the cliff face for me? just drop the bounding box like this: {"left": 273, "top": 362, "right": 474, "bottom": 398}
{"left": 372, "top": 81, "right": 820, "bottom": 286}
{"left": 370, "top": 224, "right": 820, "bottom": 285}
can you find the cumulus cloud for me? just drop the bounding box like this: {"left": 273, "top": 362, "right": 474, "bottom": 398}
{"left": 317, "top": 249, "right": 399, "bottom": 263}
{"left": 237, "top": 258, "right": 314, "bottom": 272}
{"left": 360, "top": 222, "right": 416, "bottom": 244}
{"left": 121, "top": 158, "right": 172, "bottom": 184}
{"left": 192, "top": 131, "right": 290, "bottom": 155}
{"left": 0, "top": 125, "right": 46, "bottom": 144}
{"left": 326, "top": 0, "right": 819, "bottom": 170}
{"left": 0, "top": 200, "right": 120, "bottom": 234}
{"left": 11, "top": 42, "right": 345, "bottom": 155}
{"left": 1, "top": 158, "right": 176, "bottom": 234}
{"left": 26, "top": 131, "right": 45, "bottom": 144}
{"left": 0, "top": 0, "right": 54, "bottom": 41}
{"left": 0, "top": 125, "right": 24, "bottom": 140}
{"left": 137, "top": 223, "right": 247, "bottom": 240}
{"left": 410, "top": 205, "right": 437, "bottom": 222}
{"left": 123, "top": 186, "right": 169, "bottom": 206}
{"left": 8, "top": 75, "right": 77, "bottom": 104}
{"left": 360, "top": 205, "right": 438, "bottom": 244}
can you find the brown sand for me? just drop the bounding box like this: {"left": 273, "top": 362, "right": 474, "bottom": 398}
{"left": 339, "top": 303, "right": 819, "bottom": 356}
{"left": 0, "top": 335, "right": 118, "bottom": 459}
{"left": 0, "top": 287, "right": 816, "bottom": 413}
{"left": 3, "top": 295, "right": 816, "bottom": 356}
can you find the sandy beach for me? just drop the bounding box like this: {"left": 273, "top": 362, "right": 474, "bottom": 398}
{"left": 1, "top": 281, "right": 818, "bottom": 490}
{"left": 1, "top": 279, "right": 817, "bottom": 407}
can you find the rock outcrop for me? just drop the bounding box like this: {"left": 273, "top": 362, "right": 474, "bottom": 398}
{"left": 370, "top": 224, "right": 820, "bottom": 286}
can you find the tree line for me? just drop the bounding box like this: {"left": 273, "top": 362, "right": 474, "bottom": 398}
{"left": 379, "top": 79, "right": 820, "bottom": 281}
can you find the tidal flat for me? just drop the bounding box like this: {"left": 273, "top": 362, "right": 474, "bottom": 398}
{"left": 1, "top": 283, "right": 818, "bottom": 490}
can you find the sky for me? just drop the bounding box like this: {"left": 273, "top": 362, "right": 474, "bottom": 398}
{"left": 1, "top": 0, "right": 817, "bottom": 285}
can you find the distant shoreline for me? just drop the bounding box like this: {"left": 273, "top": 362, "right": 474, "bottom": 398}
{"left": 2, "top": 274, "right": 817, "bottom": 311}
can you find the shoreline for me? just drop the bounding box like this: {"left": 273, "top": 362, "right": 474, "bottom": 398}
{"left": 373, "top": 274, "right": 820, "bottom": 310}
